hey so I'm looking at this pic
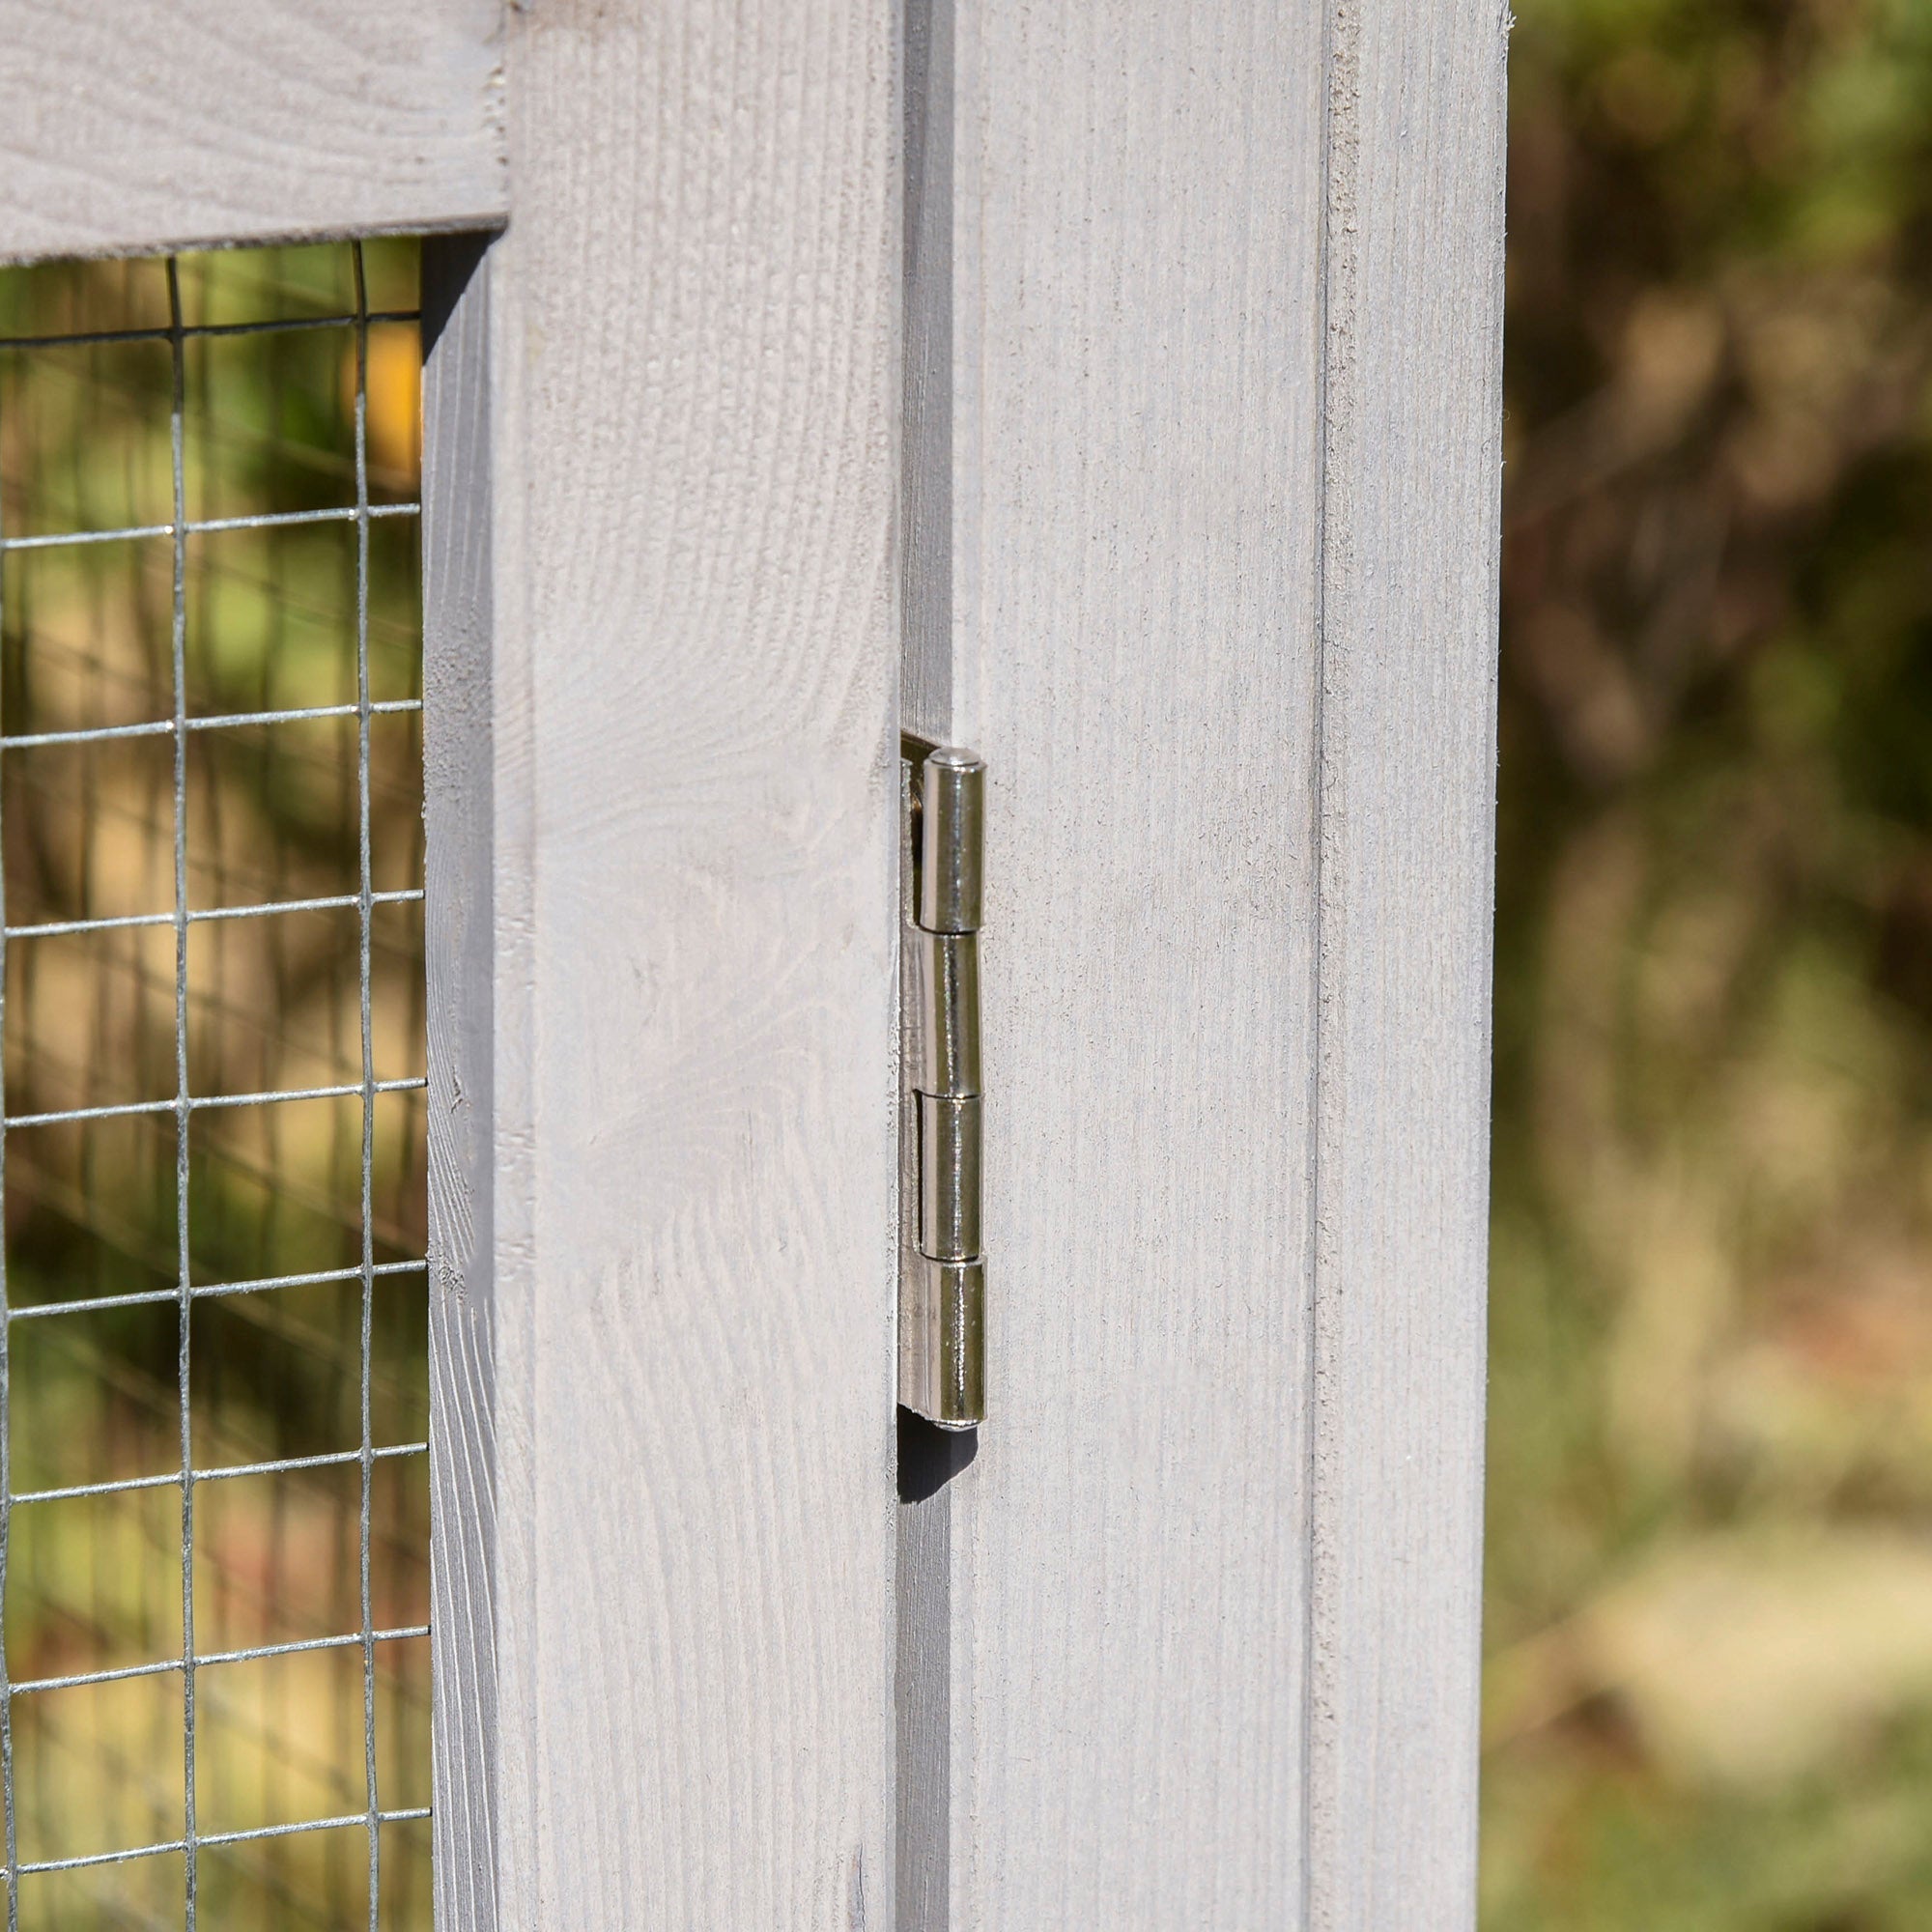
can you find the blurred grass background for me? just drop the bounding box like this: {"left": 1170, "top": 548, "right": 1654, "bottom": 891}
{"left": 0, "top": 242, "right": 428, "bottom": 1929}
{"left": 1486, "top": 0, "right": 1932, "bottom": 1924}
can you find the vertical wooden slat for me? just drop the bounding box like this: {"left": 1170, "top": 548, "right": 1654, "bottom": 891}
{"left": 948, "top": 3, "right": 1328, "bottom": 1922}
{"left": 933, "top": 1, "right": 1506, "bottom": 1924}
{"left": 425, "top": 0, "right": 902, "bottom": 1919}
{"left": 422, "top": 231, "right": 506, "bottom": 1932}
{"left": 1305, "top": 3, "right": 1508, "bottom": 1921}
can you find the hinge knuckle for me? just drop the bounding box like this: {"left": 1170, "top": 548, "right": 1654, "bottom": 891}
{"left": 901, "top": 742, "right": 987, "bottom": 1429}
{"left": 907, "top": 1258, "right": 984, "bottom": 1424}
{"left": 916, "top": 931, "right": 980, "bottom": 1095}
{"left": 918, "top": 1093, "right": 982, "bottom": 1260}
{"left": 918, "top": 748, "right": 985, "bottom": 933}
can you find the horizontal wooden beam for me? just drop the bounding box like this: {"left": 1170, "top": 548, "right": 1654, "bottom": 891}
{"left": 0, "top": 0, "right": 506, "bottom": 266}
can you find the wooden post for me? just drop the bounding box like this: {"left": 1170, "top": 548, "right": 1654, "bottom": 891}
{"left": 908, "top": 2, "right": 1507, "bottom": 1924}
{"left": 423, "top": 5, "right": 902, "bottom": 1923}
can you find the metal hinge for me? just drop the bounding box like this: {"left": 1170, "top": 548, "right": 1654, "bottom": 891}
{"left": 900, "top": 736, "right": 985, "bottom": 1429}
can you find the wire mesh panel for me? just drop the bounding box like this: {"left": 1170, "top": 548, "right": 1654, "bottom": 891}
{"left": 0, "top": 243, "right": 429, "bottom": 1929}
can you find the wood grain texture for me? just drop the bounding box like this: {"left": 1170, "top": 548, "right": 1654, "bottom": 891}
{"left": 0, "top": 0, "right": 505, "bottom": 265}
{"left": 1305, "top": 4, "right": 1508, "bottom": 1922}
{"left": 951, "top": 3, "right": 1328, "bottom": 1921}
{"left": 438, "top": 5, "right": 902, "bottom": 1924}
{"left": 936, "top": 1, "right": 1506, "bottom": 1924}
{"left": 422, "top": 233, "right": 505, "bottom": 1932}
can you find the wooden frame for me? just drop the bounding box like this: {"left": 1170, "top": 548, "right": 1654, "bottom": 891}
{"left": 900, "top": 5, "right": 1506, "bottom": 1921}
{"left": 0, "top": 0, "right": 1506, "bottom": 1923}
{"left": 0, "top": 1, "right": 506, "bottom": 265}
{"left": 420, "top": 11, "right": 902, "bottom": 1922}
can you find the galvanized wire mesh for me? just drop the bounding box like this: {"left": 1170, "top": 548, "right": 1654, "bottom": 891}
{"left": 0, "top": 242, "right": 429, "bottom": 1929}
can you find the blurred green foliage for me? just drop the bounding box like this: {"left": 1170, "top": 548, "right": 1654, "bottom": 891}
{"left": 1489, "top": 0, "right": 1932, "bottom": 1925}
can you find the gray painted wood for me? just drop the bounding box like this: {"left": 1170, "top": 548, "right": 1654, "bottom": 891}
{"left": 422, "top": 232, "right": 502, "bottom": 1932}
{"left": 950, "top": 6, "right": 1324, "bottom": 1918}
{"left": 926, "top": 2, "right": 1506, "bottom": 1924}
{"left": 0, "top": 0, "right": 505, "bottom": 266}
{"left": 1306, "top": 6, "right": 1507, "bottom": 1919}
{"left": 421, "top": 4, "right": 903, "bottom": 1924}
{"left": 901, "top": 0, "right": 954, "bottom": 747}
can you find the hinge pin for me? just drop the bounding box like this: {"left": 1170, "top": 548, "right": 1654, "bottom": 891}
{"left": 902, "top": 742, "right": 987, "bottom": 1429}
